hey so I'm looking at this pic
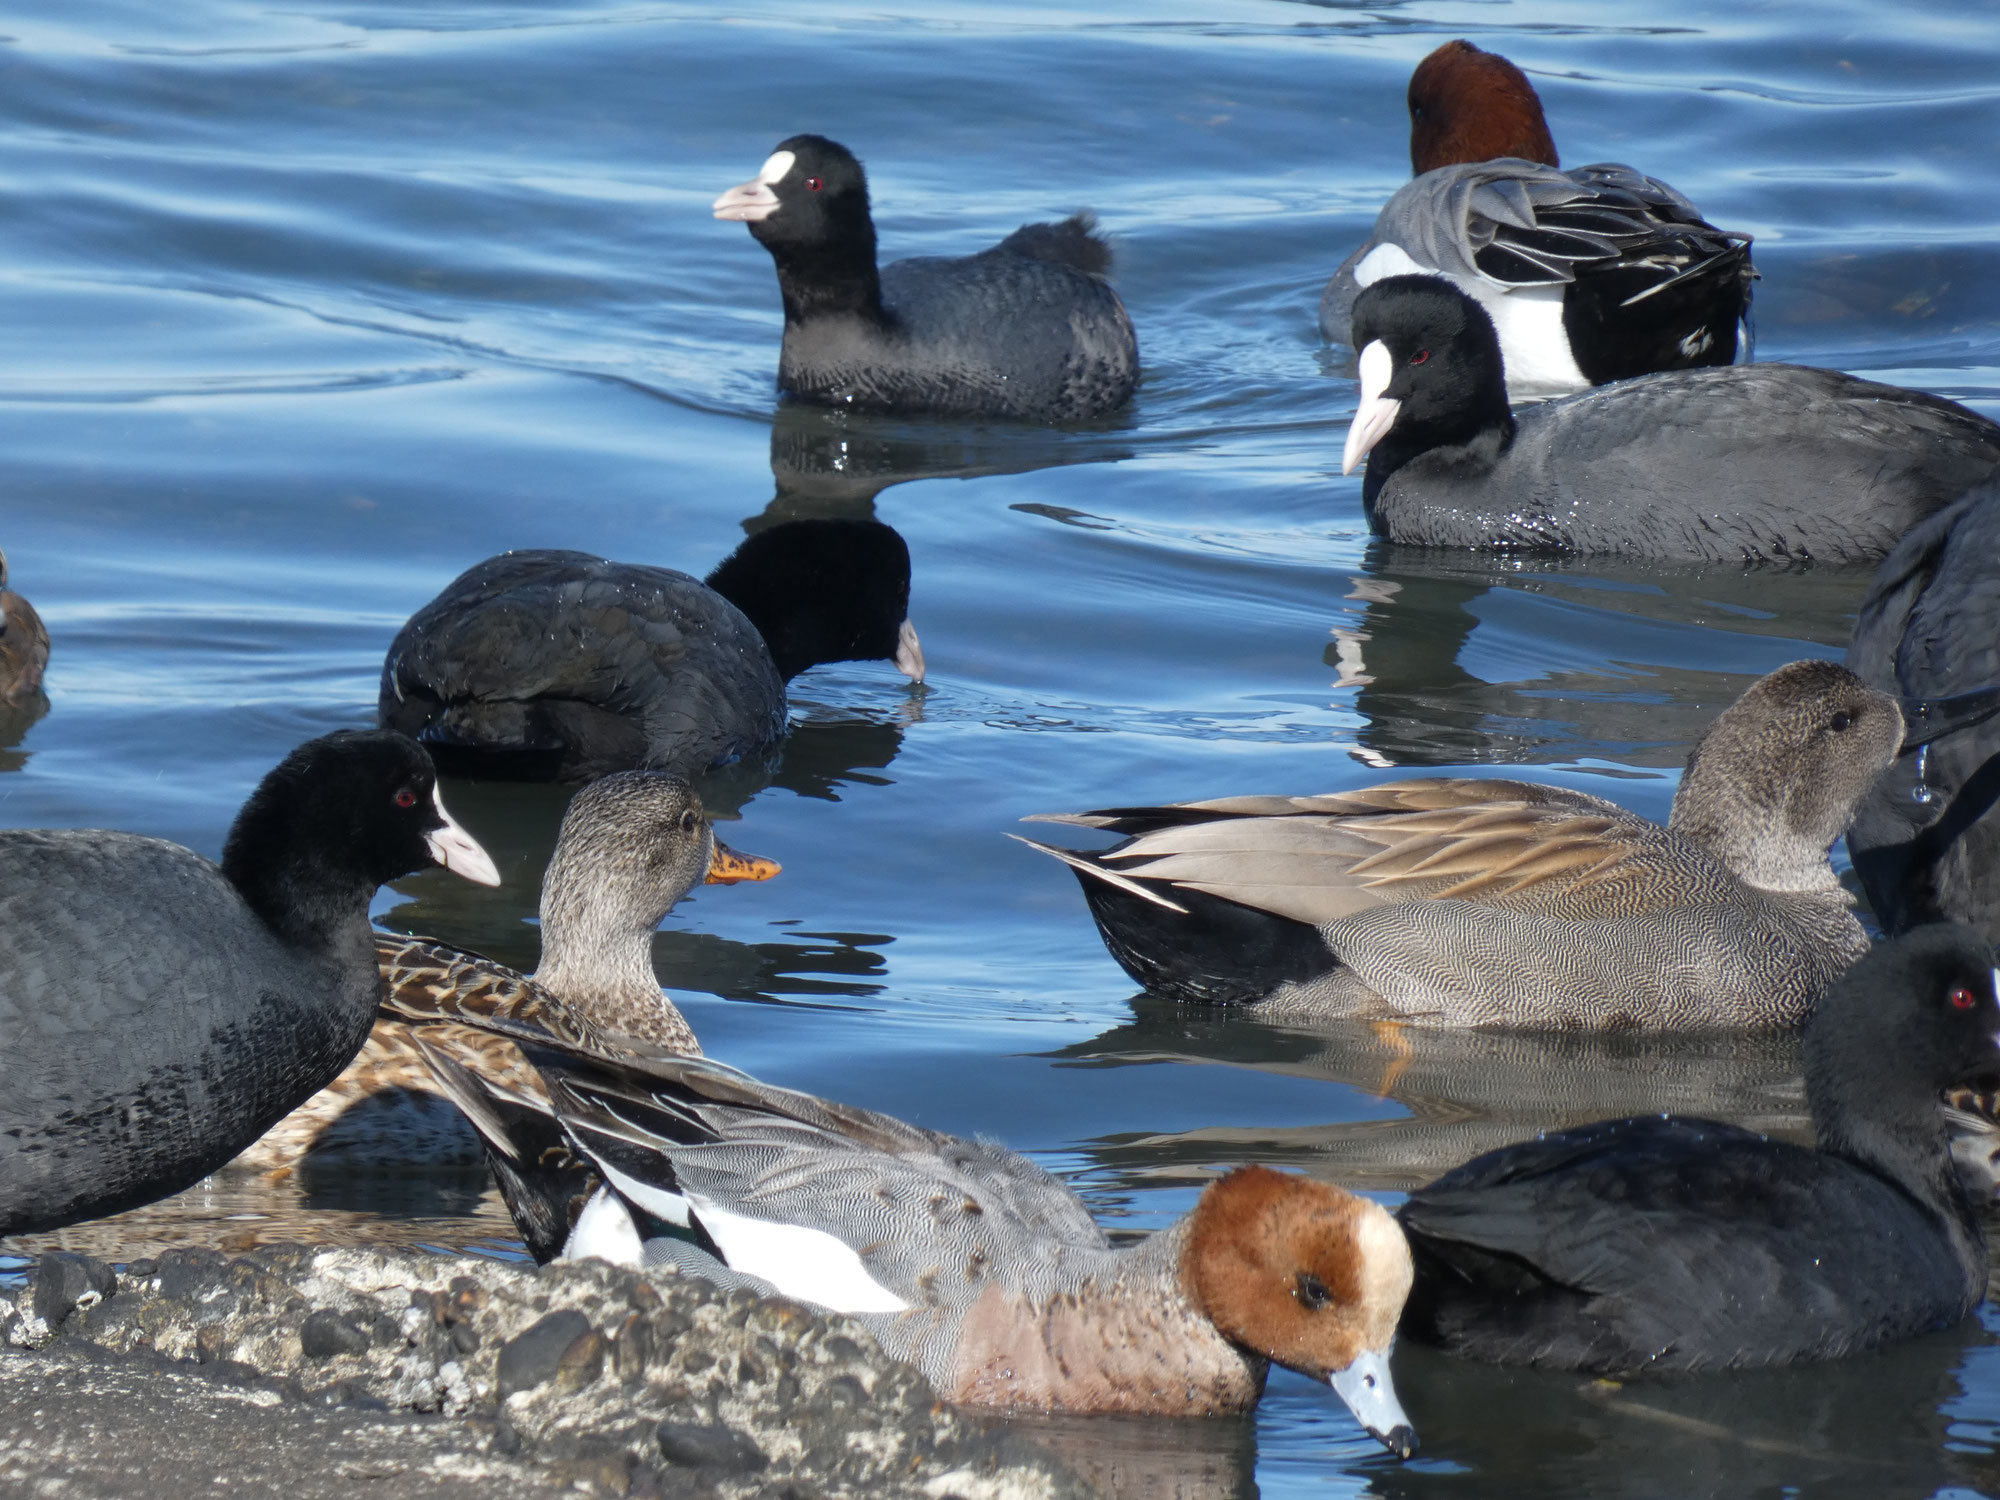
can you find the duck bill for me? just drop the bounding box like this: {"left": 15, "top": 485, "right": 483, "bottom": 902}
{"left": 424, "top": 787, "right": 501, "bottom": 887}
{"left": 895, "top": 619, "right": 926, "bottom": 682}
{"left": 705, "top": 839, "right": 781, "bottom": 885}
{"left": 1328, "top": 1347, "right": 1415, "bottom": 1460}
{"left": 1341, "top": 340, "right": 1400, "bottom": 476}
{"left": 1899, "top": 684, "right": 2000, "bottom": 751}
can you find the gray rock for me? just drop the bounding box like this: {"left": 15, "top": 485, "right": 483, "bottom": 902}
{"left": 6, "top": 1244, "right": 1090, "bottom": 1500}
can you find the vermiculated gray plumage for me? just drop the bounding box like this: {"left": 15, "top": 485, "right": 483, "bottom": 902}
{"left": 1023, "top": 663, "right": 1909, "bottom": 1029}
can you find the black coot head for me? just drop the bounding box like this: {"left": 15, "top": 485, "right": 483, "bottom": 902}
{"left": 1343, "top": 275, "right": 1511, "bottom": 475}
{"left": 1810, "top": 924, "right": 2000, "bottom": 1090}
{"left": 704, "top": 519, "right": 921, "bottom": 684}
{"left": 222, "top": 730, "right": 499, "bottom": 913}
{"left": 714, "top": 134, "right": 874, "bottom": 259}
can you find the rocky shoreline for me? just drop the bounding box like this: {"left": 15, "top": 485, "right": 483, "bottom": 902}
{"left": 0, "top": 1245, "right": 1091, "bottom": 1500}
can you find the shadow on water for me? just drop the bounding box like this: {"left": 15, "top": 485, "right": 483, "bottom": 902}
{"left": 750, "top": 401, "right": 1136, "bottom": 530}
{"left": 1047, "top": 998, "right": 1807, "bottom": 1193}
{"left": 1332, "top": 545, "right": 1878, "bottom": 769}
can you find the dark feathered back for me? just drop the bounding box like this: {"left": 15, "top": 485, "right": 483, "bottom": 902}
{"left": 992, "top": 212, "right": 1113, "bottom": 276}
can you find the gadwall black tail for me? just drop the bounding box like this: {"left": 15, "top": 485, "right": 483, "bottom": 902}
{"left": 235, "top": 771, "right": 777, "bottom": 1172}
{"left": 1020, "top": 661, "right": 2000, "bottom": 1030}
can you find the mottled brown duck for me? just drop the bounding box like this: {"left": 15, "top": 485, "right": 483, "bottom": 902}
{"left": 1020, "top": 661, "right": 1999, "bottom": 1030}
{"left": 233, "top": 771, "right": 776, "bottom": 1171}
{"left": 0, "top": 548, "right": 50, "bottom": 705}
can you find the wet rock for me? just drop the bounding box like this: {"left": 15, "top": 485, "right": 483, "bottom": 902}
{"left": 655, "top": 1421, "right": 767, "bottom": 1472}
{"left": 11, "top": 1246, "right": 1088, "bottom": 1499}
{"left": 497, "top": 1309, "right": 594, "bottom": 1399}
{"left": 300, "top": 1308, "right": 371, "bottom": 1360}
{"left": 33, "top": 1252, "right": 116, "bottom": 1330}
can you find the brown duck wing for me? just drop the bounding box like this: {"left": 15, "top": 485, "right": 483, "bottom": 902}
{"left": 374, "top": 933, "right": 604, "bottom": 1051}
{"left": 1058, "top": 779, "right": 1711, "bottom": 928}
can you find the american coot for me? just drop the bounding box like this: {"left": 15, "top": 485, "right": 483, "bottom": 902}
{"left": 715, "top": 135, "right": 1139, "bottom": 423}
{"left": 235, "top": 771, "right": 776, "bottom": 1172}
{"left": 378, "top": 517, "right": 923, "bottom": 782}
{"left": 0, "top": 730, "right": 499, "bottom": 1237}
{"left": 1319, "top": 41, "right": 1753, "bottom": 399}
{"left": 1342, "top": 276, "right": 2000, "bottom": 561}
{"left": 1018, "top": 661, "right": 2000, "bottom": 1028}
{"left": 416, "top": 1044, "right": 1417, "bottom": 1457}
{"left": 1848, "top": 482, "right": 2000, "bottom": 942}
{"left": 1397, "top": 924, "right": 1999, "bottom": 1372}
{"left": 0, "top": 548, "right": 49, "bottom": 706}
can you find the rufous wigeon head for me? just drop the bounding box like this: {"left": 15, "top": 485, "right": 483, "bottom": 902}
{"left": 1407, "top": 40, "right": 1559, "bottom": 175}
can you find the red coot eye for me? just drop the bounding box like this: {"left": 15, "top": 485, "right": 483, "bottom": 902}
{"left": 1411, "top": 349, "right": 1430, "bottom": 366}
{"left": 806, "top": 176, "right": 824, "bottom": 192}
{"left": 1949, "top": 986, "right": 1978, "bottom": 1011}
{"left": 395, "top": 789, "right": 417, "bottom": 809}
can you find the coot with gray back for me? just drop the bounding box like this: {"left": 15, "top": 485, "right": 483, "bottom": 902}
{"left": 715, "top": 135, "right": 1137, "bottom": 423}
{"left": 1849, "top": 481, "right": 2000, "bottom": 942}
{"left": 0, "top": 729, "right": 499, "bottom": 1237}
{"left": 1319, "top": 41, "right": 1753, "bottom": 398}
{"left": 1020, "top": 662, "right": 2000, "bottom": 1028}
{"left": 1398, "top": 924, "right": 1999, "bottom": 1372}
{"left": 379, "top": 517, "right": 923, "bottom": 782}
{"left": 1343, "top": 276, "right": 2000, "bottom": 561}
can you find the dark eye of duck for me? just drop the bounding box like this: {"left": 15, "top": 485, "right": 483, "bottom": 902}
{"left": 394, "top": 787, "right": 418, "bottom": 809}
{"left": 1949, "top": 986, "right": 1978, "bottom": 1011}
{"left": 1410, "top": 349, "right": 1430, "bottom": 366}
{"left": 1294, "top": 1272, "right": 1332, "bottom": 1310}
{"left": 679, "top": 809, "right": 700, "bottom": 835}
{"left": 1829, "top": 711, "right": 1854, "bottom": 732}
{"left": 805, "top": 176, "right": 824, "bottom": 192}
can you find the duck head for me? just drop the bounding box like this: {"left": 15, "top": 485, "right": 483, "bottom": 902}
{"left": 1182, "top": 1165, "right": 1416, "bottom": 1459}
{"left": 1408, "top": 40, "right": 1560, "bottom": 175}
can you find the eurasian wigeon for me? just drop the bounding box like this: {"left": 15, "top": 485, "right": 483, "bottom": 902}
{"left": 1320, "top": 40, "right": 1754, "bottom": 399}
{"left": 0, "top": 732, "right": 499, "bottom": 1238}
{"left": 1019, "top": 662, "right": 2000, "bottom": 1027}
{"left": 417, "top": 1042, "right": 1419, "bottom": 1457}
{"left": 1339, "top": 277, "right": 2000, "bottom": 560}
{"left": 234, "top": 772, "right": 777, "bottom": 1178}
{"left": 0, "top": 548, "right": 48, "bottom": 706}
{"left": 714, "top": 135, "right": 1139, "bottom": 422}
{"left": 379, "top": 518, "right": 923, "bottom": 782}
{"left": 1398, "top": 926, "right": 1999, "bottom": 1371}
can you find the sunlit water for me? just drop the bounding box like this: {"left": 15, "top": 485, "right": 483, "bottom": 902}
{"left": 4, "top": 1, "right": 2000, "bottom": 1494}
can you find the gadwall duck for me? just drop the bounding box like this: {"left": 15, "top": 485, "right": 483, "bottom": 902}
{"left": 1319, "top": 40, "right": 1753, "bottom": 399}
{"left": 1341, "top": 276, "right": 2000, "bottom": 560}
{"left": 0, "top": 731, "right": 498, "bottom": 1237}
{"left": 715, "top": 135, "right": 1138, "bottom": 422}
{"left": 0, "top": 548, "right": 49, "bottom": 705}
{"left": 417, "top": 1042, "right": 1418, "bottom": 1457}
{"left": 379, "top": 517, "right": 923, "bottom": 782}
{"left": 1399, "top": 925, "right": 1998, "bottom": 1371}
{"left": 235, "top": 771, "right": 777, "bottom": 1173}
{"left": 1020, "top": 662, "right": 2000, "bottom": 1029}
{"left": 1849, "top": 481, "right": 2000, "bottom": 941}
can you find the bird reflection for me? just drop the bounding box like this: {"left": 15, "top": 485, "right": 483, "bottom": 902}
{"left": 748, "top": 401, "right": 1135, "bottom": 531}
{"left": 1331, "top": 543, "right": 1874, "bottom": 770}
{"left": 1047, "top": 997, "right": 1806, "bottom": 1193}
{"left": 0, "top": 696, "right": 47, "bottom": 775}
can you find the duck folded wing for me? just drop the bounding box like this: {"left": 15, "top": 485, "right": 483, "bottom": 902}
{"left": 1399, "top": 1116, "right": 1973, "bottom": 1372}
{"left": 375, "top": 934, "right": 598, "bottom": 1051}
{"left": 1375, "top": 160, "right": 1749, "bottom": 293}
{"left": 1034, "top": 779, "right": 1722, "bottom": 929}
{"left": 533, "top": 1053, "right": 1110, "bottom": 1311}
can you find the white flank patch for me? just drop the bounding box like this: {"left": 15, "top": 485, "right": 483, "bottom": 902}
{"left": 563, "top": 1187, "right": 643, "bottom": 1268}
{"left": 758, "top": 150, "right": 796, "bottom": 185}
{"left": 596, "top": 1158, "right": 693, "bottom": 1229}
{"left": 1355, "top": 241, "right": 1586, "bottom": 398}
{"left": 687, "top": 1193, "right": 911, "bottom": 1314}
